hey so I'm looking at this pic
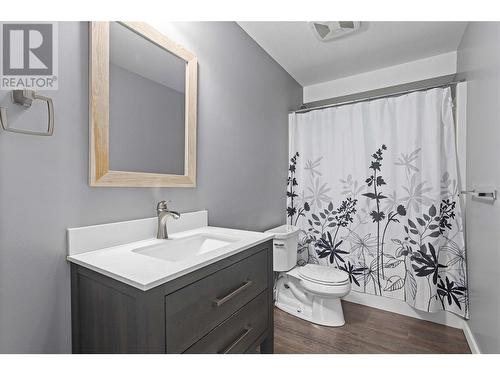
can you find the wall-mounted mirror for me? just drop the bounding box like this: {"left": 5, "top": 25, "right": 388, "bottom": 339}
{"left": 89, "top": 22, "right": 197, "bottom": 187}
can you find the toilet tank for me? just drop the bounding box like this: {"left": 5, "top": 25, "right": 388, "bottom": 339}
{"left": 265, "top": 225, "right": 300, "bottom": 272}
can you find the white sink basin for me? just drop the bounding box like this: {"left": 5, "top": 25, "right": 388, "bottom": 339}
{"left": 67, "top": 213, "right": 275, "bottom": 290}
{"left": 132, "top": 233, "right": 240, "bottom": 262}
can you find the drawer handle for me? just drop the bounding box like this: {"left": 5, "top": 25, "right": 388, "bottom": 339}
{"left": 218, "top": 327, "right": 253, "bottom": 354}
{"left": 214, "top": 280, "right": 253, "bottom": 307}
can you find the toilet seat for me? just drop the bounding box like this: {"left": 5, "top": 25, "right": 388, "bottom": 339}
{"left": 301, "top": 278, "right": 351, "bottom": 298}
{"left": 298, "top": 264, "right": 349, "bottom": 286}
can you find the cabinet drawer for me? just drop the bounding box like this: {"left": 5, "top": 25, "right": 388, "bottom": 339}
{"left": 165, "top": 248, "right": 269, "bottom": 353}
{"left": 184, "top": 291, "right": 268, "bottom": 353}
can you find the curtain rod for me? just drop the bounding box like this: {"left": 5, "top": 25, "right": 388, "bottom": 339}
{"left": 291, "top": 79, "right": 466, "bottom": 114}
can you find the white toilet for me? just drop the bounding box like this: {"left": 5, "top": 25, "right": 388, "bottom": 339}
{"left": 266, "top": 225, "right": 351, "bottom": 327}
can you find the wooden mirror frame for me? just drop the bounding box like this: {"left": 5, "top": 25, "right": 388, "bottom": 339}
{"left": 89, "top": 22, "right": 197, "bottom": 187}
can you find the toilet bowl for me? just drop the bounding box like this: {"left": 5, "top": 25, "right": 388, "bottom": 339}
{"left": 275, "top": 263, "right": 351, "bottom": 326}
{"left": 266, "top": 225, "right": 351, "bottom": 327}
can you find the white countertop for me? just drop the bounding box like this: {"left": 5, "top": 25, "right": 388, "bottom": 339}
{"left": 67, "top": 226, "right": 274, "bottom": 291}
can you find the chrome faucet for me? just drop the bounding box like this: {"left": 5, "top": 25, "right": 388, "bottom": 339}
{"left": 156, "top": 200, "right": 181, "bottom": 239}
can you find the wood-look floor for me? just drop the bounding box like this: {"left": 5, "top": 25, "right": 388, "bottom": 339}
{"left": 273, "top": 301, "right": 471, "bottom": 354}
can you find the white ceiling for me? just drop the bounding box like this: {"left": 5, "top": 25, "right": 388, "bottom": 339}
{"left": 238, "top": 22, "right": 468, "bottom": 86}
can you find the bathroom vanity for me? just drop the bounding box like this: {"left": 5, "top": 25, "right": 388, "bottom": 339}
{"left": 67, "top": 211, "right": 274, "bottom": 354}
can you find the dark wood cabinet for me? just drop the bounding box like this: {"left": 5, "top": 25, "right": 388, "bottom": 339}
{"left": 70, "top": 240, "right": 274, "bottom": 354}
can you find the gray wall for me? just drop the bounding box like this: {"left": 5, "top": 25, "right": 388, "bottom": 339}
{"left": 457, "top": 22, "right": 500, "bottom": 353}
{"left": 109, "top": 63, "right": 185, "bottom": 174}
{"left": 0, "top": 22, "right": 302, "bottom": 353}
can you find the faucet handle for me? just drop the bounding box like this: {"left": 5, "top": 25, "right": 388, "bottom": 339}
{"left": 157, "top": 200, "right": 171, "bottom": 211}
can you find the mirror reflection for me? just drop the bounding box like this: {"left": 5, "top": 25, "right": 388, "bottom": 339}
{"left": 108, "top": 22, "right": 186, "bottom": 175}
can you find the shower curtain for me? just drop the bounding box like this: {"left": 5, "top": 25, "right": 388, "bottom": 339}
{"left": 287, "top": 87, "right": 469, "bottom": 318}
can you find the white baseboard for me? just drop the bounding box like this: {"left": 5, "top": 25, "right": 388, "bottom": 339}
{"left": 462, "top": 321, "right": 481, "bottom": 354}
{"left": 342, "top": 291, "right": 480, "bottom": 353}
{"left": 342, "top": 291, "right": 464, "bottom": 328}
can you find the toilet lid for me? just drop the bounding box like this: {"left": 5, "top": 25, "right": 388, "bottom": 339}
{"left": 298, "top": 264, "right": 349, "bottom": 285}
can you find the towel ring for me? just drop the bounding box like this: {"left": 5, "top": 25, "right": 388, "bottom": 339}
{"left": 0, "top": 90, "right": 54, "bottom": 136}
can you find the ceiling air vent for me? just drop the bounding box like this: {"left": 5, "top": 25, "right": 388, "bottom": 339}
{"left": 310, "top": 21, "right": 361, "bottom": 42}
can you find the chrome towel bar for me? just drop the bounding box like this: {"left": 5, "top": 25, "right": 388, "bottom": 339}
{"left": 460, "top": 189, "right": 497, "bottom": 200}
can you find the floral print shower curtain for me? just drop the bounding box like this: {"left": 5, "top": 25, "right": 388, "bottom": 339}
{"left": 287, "top": 87, "right": 469, "bottom": 318}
